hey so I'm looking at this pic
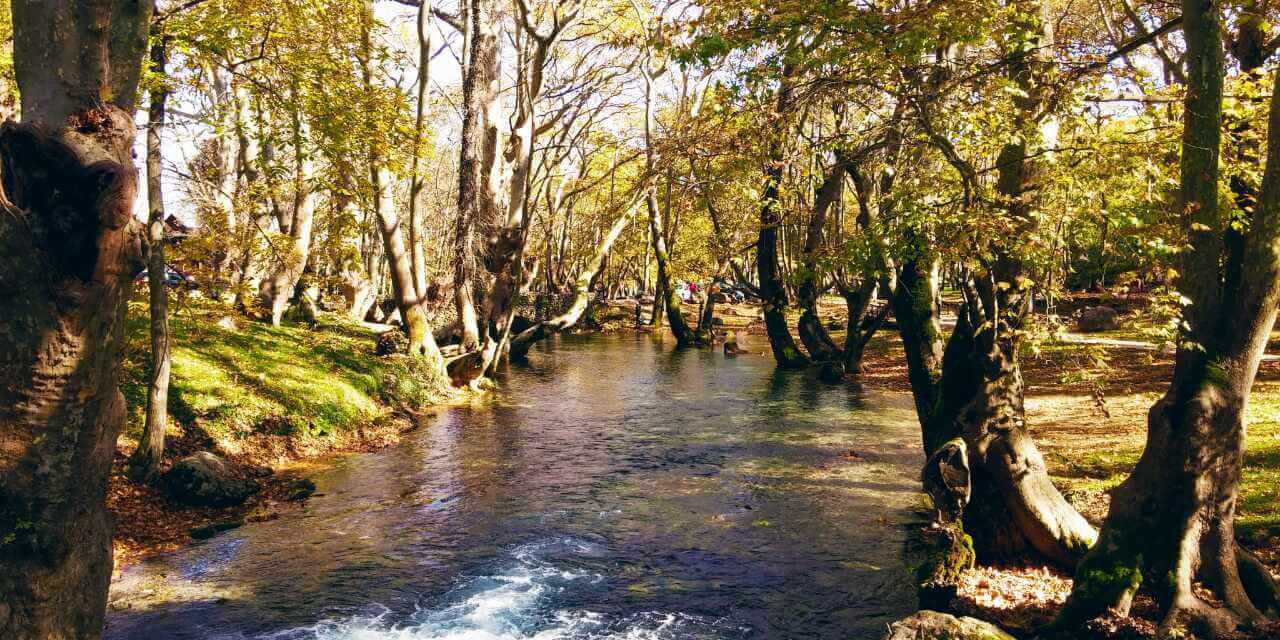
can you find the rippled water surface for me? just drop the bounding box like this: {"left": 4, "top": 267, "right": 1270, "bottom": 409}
{"left": 107, "top": 334, "right": 926, "bottom": 639}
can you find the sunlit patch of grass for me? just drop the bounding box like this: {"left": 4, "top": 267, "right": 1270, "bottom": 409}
{"left": 1239, "top": 382, "right": 1280, "bottom": 542}
{"left": 1042, "top": 379, "right": 1280, "bottom": 542}
{"left": 121, "top": 297, "right": 444, "bottom": 451}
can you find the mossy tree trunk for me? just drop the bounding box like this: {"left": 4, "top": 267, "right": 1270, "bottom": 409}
{"left": 796, "top": 156, "right": 846, "bottom": 363}
{"left": 1059, "top": 3, "right": 1280, "bottom": 634}
{"left": 0, "top": 1, "right": 151, "bottom": 636}
{"left": 757, "top": 63, "right": 809, "bottom": 369}
{"left": 903, "top": 4, "right": 1095, "bottom": 568}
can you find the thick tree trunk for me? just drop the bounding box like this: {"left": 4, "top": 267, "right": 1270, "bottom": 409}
{"left": 129, "top": 34, "right": 172, "bottom": 483}
{"left": 1, "top": 2, "right": 150, "bottom": 636}
{"left": 840, "top": 278, "right": 889, "bottom": 374}
{"left": 757, "top": 65, "right": 808, "bottom": 368}
{"left": 892, "top": 247, "right": 945, "bottom": 442}
{"left": 454, "top": 0, "right": 503, "bottom": 351}
{"left": 1060, "top": 4, "right": 1280, "bottom": 634}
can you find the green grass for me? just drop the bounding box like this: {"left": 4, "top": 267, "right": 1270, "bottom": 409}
{"left": 121, "top": 297, "right": 444, "bottom": 450}
{"left": 1047, "top": 382, "right": 1280, "bottom": 543}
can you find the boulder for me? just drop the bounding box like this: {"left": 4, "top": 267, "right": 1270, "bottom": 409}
{"left": 1076, "top": 305, "right": 1120, "bottom": 332}
{"left": 215, "top": 316, "right": 238, "bottom": 332}
{"left": 161, "top": 452, "right": 260, "bottom": 508}
{"left": 376, "top": 327, "right": 408, "bottom": 356}
{"left": 883, "top": 611, "right": 1014, "bottom": 640}
{"left": 286, "top": 478, "right": 317, "bottom": 501}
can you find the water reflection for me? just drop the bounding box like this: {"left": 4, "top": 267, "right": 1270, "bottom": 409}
{"left": 107, "top": 334, "right": 925, "bottom": 639}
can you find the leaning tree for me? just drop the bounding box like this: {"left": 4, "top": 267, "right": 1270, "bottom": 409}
{"left": 0, "top": 0, "right": 151, "bottom": 637}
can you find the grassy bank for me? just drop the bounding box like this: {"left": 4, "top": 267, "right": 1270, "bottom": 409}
{"left": 110, "top": 297, "right": 451, "bottom": 567}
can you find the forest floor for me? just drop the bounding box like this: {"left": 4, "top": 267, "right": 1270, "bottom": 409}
{"left": 109, "top": 297, "right": 458, "bottom": 573}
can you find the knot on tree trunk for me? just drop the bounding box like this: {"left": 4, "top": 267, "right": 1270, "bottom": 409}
{"left": 0, "top": 111, "right": 140, "bottom": 283}
{"left": 923, "top": 437, "right": 971, "bottom": 524}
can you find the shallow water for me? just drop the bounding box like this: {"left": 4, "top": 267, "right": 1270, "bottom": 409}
{"left": 107, "top": 334, "right": 926, "bottom": 639}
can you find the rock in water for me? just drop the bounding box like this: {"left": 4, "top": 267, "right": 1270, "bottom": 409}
{"left": 883, "top": 611, "right": 1014, "bottom": 640}
{"left": 162, "top": 452, "right": 260, "bottom": 507}
{"left": 1076, "top": 305, "right": 1120, "bottom": 332}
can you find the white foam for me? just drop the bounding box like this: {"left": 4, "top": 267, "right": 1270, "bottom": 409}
{"left": 261, "top": 539, "right": 718, "bottom": 640}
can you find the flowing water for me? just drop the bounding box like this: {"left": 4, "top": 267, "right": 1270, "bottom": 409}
{"left": 106, "top": 334, "right": 927, "bottom": 639}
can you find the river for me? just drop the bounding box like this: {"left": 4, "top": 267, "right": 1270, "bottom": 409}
{"left": 106, "top": 334, "right": 926, "bottom": 639}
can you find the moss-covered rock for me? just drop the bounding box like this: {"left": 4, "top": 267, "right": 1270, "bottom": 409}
{"left": 882, "top": 610, "right": 1014, "bottom": 640}
{"left": 915, "top": 522, "right": 976, "bottom": 610}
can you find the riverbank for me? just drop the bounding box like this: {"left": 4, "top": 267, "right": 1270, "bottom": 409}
{"left": 110, "top": 299, "right": 456, "bottom": 570}
{"left": 780, "top": 297, "right": 1280, "bottom": 638}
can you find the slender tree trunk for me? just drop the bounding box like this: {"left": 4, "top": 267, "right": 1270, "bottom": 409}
{"left": 129, "top": 33, "right": 172, "bottom": 483}
{"left": 361, "top": 3, "right": 444, "bottom": 372}
{"left": 232, "top": 88, "right": 266, "bottom": 311}
{"left": 408, "top": 0, "right": 432, "bottom": 298}
{"left": 510, "top": 199, "right": 638, "bottom": 357}
{"left": 207, "top": 63, "right": 238, "bottom": 298}
{"left": 0, "top": 1, "right": 150, "bottom": 636}
{"left": 647, "top": 192, "right": 705, "bottom": 346}
{"left": 796, "top": 159, "right": 845, "bottom": 362}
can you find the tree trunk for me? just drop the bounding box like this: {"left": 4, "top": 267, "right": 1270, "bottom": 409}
{"left": 408, "top": 0, "right": 433, "bottom": 298}
{"left": 454, "top": 0, "right": 502, "bottom": 351}
{"left": 510, "top": 199, "right": 637, "bottom": 358}
{"left": 260, "top": 108, "right": 316, "bottom": 326}
{"left": 206, "top": 63, "right": 238, "bottom": 299}
{"left": 361, "top": 2, "right": 444, "bottom": 375}
{"left": 1059, "top": 4, "right": 1280, "bottom": 634}
{"left": 796, "top": 158, "right": 846, "bottom": 362}
{"left": 757, "top": 64, "right": 808, "bottom": 368}
{"left": 372, "top": 165, "right": 443, "bottom": 365}
{"left": 231, "top": 86, "right": 266, "bottom": 311}
{"left": 647, "top": 192, "right": 706, "bottom": 347}
{"left": 129, "top": 33, "right": 172, "bottom": 484}
{"left": 0, "top": 2, "right": 150, "bottom": 636}
{"left": 840, "top": 278, "right": 889, "bottom": 374}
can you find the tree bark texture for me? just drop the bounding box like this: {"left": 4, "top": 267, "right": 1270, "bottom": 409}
{"left": 1060, "top": 2, "right": 1280, "bottom": 634}
{"left": 1, "top": 4, "right": 151, "bottom": 637}
{"left": 454, "top": 0, "right": 503, "bottom": 351}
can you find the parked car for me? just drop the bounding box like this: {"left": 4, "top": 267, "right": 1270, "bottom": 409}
{"left": 134, "top": 268, "right": 196, "bottom": 288}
